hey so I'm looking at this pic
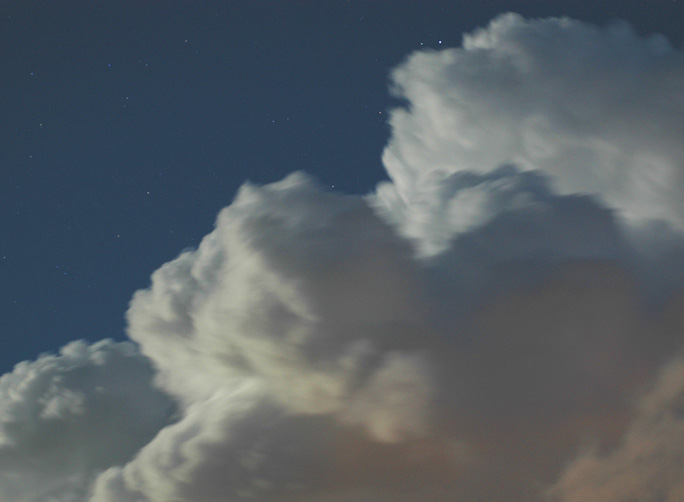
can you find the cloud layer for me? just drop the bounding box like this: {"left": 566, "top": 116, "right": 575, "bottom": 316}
{"left": 2, "top": 12, "right": 684, "bottom": 502}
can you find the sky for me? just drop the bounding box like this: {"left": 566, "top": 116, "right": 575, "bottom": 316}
{"left": 2, "top": 1, "right": 684, "bottom": 501}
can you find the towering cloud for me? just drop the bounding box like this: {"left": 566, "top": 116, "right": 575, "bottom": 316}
{"left": 2, "top": 12, "right": 684, "bottom": 502}
{"left": 374, "top": 13, "right": 684, "bottom": 255}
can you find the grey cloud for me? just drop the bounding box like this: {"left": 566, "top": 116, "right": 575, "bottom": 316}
{"left": 548, "top": 352, "right": 684, "bottom": 502}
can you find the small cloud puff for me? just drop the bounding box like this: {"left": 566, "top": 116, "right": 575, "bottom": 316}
{"left": 0, "top": 340, "right": 174, "bottom": 502}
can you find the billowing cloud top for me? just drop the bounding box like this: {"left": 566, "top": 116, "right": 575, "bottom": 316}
{"left": 2, "top": 12, "right": 684, "bottom": 502}
{"left": 375, "top": 13, "right": 684, "bottom": 255}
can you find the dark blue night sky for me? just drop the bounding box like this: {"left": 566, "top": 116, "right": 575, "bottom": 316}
{"left": 2, "top": 0, "right": 684, "bottom": 373}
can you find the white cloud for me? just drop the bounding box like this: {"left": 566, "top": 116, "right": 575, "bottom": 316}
{"left": 91, "top": 387, "right": 335, "bottom": 502}
{"left": 3, "top": 12, "right": 684, "bottom": 502}
{"left": 374, "top": 13, "right": 684, "bottom": 255}
{"left": 0, "top": 340, "right": 173, "bottom": 502}
{"left": 94, "top": 170, "right": 682, "bottom": 502}
{"left": 125, "top": 173, "right": 428, "bottom": 425}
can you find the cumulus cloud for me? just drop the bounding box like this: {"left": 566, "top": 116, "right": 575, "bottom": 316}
{"left": 374, "top": 12, "right": 684, "bottom": 255}
{"left": 2, "top": 12, "right": 684, "bottom": 502}
{"left": 90, "top": 170, "right": 682, "bottom": 502}
{"left": 0, "top": 340, "right": 173, "bottom": 502}
{"left": 125, "top": 173, "right": 428, "bottom": 426}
